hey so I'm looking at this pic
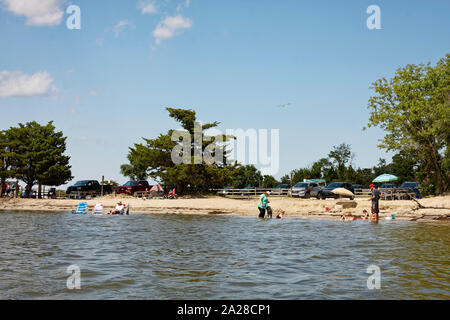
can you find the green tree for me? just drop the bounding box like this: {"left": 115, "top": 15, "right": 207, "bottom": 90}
{"left": 121, "top": 108, "right": 236, "bottom": 194}
{"left": 231, "top": 165, "right": 263, "bottom": 188}
{"left": 372, "top": 158, "right": 392, "bottom": 177}
{"left": 310, "top": 158, "right": 336, "bottom": 182}
{"left": 120, "top": 143, "right": 152, "bottom": 181}
{"left": 0, "top": 130, "right": 15, "bottom": 197}
{"left": 262, "top": 175, "right": 280, "bottom": 188}
{"left": 343, "top": 165, "right": 357, "bottom": 183}
{"left": 366, "top": 54, "right": 450, "bottom": 194}
{"left": 103, "top": 180, "right": 119, "bottom": 186}
{"left": 280, "top": 174, "right": 291, "bottom": 185}
{"left": 391, "top": 151, "right": 418, "bottom": 184}
{"left": 353, "top": 168, "right": 375, "bottom": 186}
{"left": 291, "top": 168, "right": 312, "bottom": 184}
{"left": 7, "top": 121, "right": 72, "bottom": 198}
{"left": 328, "top": 143, "right": 354, "bottom": 178}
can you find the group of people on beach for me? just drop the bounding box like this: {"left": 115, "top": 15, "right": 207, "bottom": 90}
{"left": 256, "top": 184, "right": 381, "bottom": 222}
{"left": 257, "top": 191, "right": 285, "bottom": 219}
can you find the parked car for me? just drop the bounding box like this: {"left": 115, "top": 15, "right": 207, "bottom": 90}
{"left": 303, "top": 179, "right": 327, "bottom": 187}
{"left": 400, "top": 181, "right": 419, "bottom": 189}
{"left": 217, "top": 187, "right": 234, "bottom": 196}
{"left": 116, "top": 180, "right": 150, "bottom": 196}
{"left": 380, "top": 183, "right": 397, "bottom": 188}
{"left": 352, "top": 185, "right": 365, "bottom": 190}
{"left": 289, "top": 182, "right": 321, "bottom": 198}
{"left": 272, "top": 184, "right": 290, "bottom": 195}
{"left": 400, "top": 181, "right": 421, "bottom": 199}
{"left": 48, "top": 187, "right": 57, "bottom": 199}
{"left": 66, "top": 180, "right": 113, "bottom": 196}
{"left": 318, "top": 182, "right": 355, "bottom": 200}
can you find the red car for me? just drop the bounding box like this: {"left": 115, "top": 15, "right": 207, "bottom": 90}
{"left": 116, "top": 180, "right": 150, "bottom": 196}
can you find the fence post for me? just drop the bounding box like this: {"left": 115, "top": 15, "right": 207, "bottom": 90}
{"left": 290, "top": 172, "right": 293, "bottom": 197}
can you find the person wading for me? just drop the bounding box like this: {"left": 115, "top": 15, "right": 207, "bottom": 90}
{"left": 258, "top": 191, "right": 270, "bottom": 218}
{"left": 369, "top": 184, "right": 380, "bottom": 222}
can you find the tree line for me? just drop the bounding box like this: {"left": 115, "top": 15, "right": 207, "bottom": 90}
{"left": 0, "top": 121, "right": 72, "bottom": 198}
{"left": 366, "top": 53, "right": 449, "bottom": 195}
{"left": 216, "top": 142, "right": 422, "bottom": 191}
{"left": 276, "top": 143, "right": 418, "bottom": 188}
{"left": 1, "top": 55, "right": 447, "bottom": 197}
{"left": 122, "top": 54, "right": 449, "bottom": 196}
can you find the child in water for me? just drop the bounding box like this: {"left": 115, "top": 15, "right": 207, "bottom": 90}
{"left": 340, "top": 213, "right": 357, "bottom": 221}
{"left": 276, "top": 209, "right": 285, "bottom": 219}
{"left": 362, "top": 209, "right": 370, "bottom": 220}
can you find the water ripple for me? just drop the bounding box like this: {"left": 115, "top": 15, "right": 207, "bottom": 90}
{"left": 0, "top": 211, "right": 449, "bottom": 299}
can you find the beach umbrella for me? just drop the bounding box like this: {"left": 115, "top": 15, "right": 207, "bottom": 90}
{"left": 332, "top": 188, "right": 354, "bottom": 197}
{"left": 150, "top": 184, "right": 164, "bottom": 192}
{"left": 372, "top": 174, "right": 398, "bottom": 183}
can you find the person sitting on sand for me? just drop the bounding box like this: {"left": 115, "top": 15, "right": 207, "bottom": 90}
{"left": 276, "top": 209, "right": 285, "bottom": 219}
{"left": 108, "top": 201, "right": 125, "bottom": 215}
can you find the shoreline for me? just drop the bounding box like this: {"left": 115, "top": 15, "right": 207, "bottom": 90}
{"left": 1, "top": 195, "right": 449, "bottom": 222}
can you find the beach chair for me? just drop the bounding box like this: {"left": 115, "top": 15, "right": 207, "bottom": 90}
{"left": 110, "top": 203, "right": 130, "bottom": 215}
{"left": 120, "top": 204, "right": 130, "bottom": 215}
{"left": 117, "top": 203, "right": 127, "bottom": 215}
{"left": 167, "top": 188, "right": 177, "bottom": 199}
{"left": 93, "top": 203, "right": 104, "bottom": 215}
{"left": 72, "top": 202, "right": 88, "bottom": 214}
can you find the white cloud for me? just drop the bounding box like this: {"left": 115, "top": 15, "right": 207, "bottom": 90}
{"left": 0, "top": 70, "right": 57, "bottom": 97}
{"left": 1, "top": 0, "right": 63, "bottom": 26}
{"left": 177, "top": 0, "right": 191, "bottom": 12}
{"left": 139, "top": 1, "right": 157, "bottom": 14}
{"left": 153, "top": 14, "right": 192, "bottom": 45}
{"left": 112, "top": 20, "right": 134, "bottom": 37}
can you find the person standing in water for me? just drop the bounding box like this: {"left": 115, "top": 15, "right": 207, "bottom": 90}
{"left": 258, "top": 191, "right": 270, "bottom": 218}
{"left": 369, "top": 184, "right": 380, "bottom": 222}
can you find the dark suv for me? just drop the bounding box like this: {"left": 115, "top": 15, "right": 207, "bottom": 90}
{"left": 318, "top": 182, "right": 355, "bottom": 200}
{"left": 66, "top": 180, "right": 113, "bottom": 196}
{"left": 400, "top": 181, "right": 421, "bottom": 199}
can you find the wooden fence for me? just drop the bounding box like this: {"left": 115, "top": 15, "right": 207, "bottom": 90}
{"left": 214, "top": 187, "right": 416, "bottom": 200}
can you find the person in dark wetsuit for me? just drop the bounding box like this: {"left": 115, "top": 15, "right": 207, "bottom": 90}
{"left": 369, "top": 184, "right": 380, "bottom": 222}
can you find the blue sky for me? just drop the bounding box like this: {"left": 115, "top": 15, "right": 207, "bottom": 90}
{"left": 0, "top": 0, "right": 449, "bottom": 186}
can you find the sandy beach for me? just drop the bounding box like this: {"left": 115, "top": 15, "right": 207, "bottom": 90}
{"left": 1, "top": 195, "right": 450, "bottom": 221}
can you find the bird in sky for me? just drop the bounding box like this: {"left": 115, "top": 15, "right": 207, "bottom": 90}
{"left": 277, "top": 103, "right": 291, "bottom": 108}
